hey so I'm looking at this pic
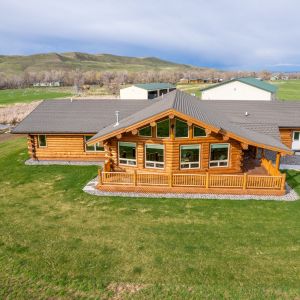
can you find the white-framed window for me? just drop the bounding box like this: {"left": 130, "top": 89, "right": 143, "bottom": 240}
{"left": 175, "top": 118, "right": 189, "bottom": 138}
{"left": 118, "top": 142, "right": 137, "bottom": 166}
{"left": 156, "top": 119, "right": 170, "bottom": 138}
{"left": 38, "top": 135, "right": 47, "bottom": 147}
{"left": 209, "top": 143, "right": 230, "bottom": 167}
{"left": 293, "top": 131, "right": 300, "bottom": 141}
{"left": 180, "top": 145, "right": 200, "bottom": 169}
{"left": 193, "top": 125, "right": 207, "bottom": 137}
{"left": 138, "top": 125, "right": 152, "bottom": 137}
{"left": 84, "top": 136, "right": 104, "bottom": 152}
{"left": 145, "top": 144, "right": 164, "bottom": 169}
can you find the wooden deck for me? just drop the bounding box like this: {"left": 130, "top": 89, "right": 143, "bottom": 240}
{"left": 96, "top": 158, "right": 286, "bottom": 196}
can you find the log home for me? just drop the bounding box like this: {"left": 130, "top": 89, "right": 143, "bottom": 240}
{"left": 13, "top": 90, "right": 300, "bottom": 196}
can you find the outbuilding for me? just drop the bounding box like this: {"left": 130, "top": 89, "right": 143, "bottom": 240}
{"left": 201, "top": 77, "right": 277, "bottom": 101}
{"left": 120, "top": 83, "right": 176, "bottom": 100}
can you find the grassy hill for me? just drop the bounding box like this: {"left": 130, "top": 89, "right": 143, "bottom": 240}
{"left": 0, "top": 52, "right": 207, "bottom": 74}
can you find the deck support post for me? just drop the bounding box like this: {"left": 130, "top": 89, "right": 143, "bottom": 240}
{"left": 98, "top": 169, "right": 103, "bottom": 185}
{"left": 275, "top": 152, "right": 281, "bottom": 170}
{"left": 169, "top": 171, "right": 173, "bottom": 187}
{"left": 133, "top": 170, "right": 137, "bottom": 186}
{"left": 206, "top": 172, "right": 209, "bottom": 189}
{"left": 243, "top": 173, "right": 247, "bottom": 190}
{"left": 261, "top": 148, "right": 265, "bottom": 159}
{"left": 281, "top": 173, "right": 286, "bottom": 191}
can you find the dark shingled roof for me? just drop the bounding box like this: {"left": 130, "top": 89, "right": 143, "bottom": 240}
{"left": 13, "top": 90, "right": 300, "bottom": 152}
{"left": 12, "top": 99, "right": 154, "bottom": 134}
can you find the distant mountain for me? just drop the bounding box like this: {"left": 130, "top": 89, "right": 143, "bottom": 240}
{"left": 0, "top": 52, "right": 209, "bottom": 74}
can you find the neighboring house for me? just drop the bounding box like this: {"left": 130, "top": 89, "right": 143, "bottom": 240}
{"left": 120, "top": 83, "right": 176, "bottom": 100}
{"left": 13, "top": 90, "right": 300, "bottom": 196}
{"left": 201, "top": 77, "right": 277, "bottom": 101}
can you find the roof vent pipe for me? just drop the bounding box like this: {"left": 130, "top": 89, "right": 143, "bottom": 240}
{"left": 113, "top": 111, "right": 120, "bottom": 127}
{"left": 245, "top": 111, "right": 249, "bottom": 116}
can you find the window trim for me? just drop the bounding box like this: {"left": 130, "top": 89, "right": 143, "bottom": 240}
{"left": 145, "top": 143, "right": 165, "bottom": 169}
{"left": 193, "top": 125, "right": 207, "bottom": 138}
{"left": 156, "top": 119, "right": 170, "bottom": 138}
{"left": 138, "top": 125, "right": 152, "bottom": 138}
{"left": 175, "top": 118, "right": 189, "bottom": 139}
{"left": 38, "top": 135, "right": 47, "bottom": 148}
{"left": 84, "top": 135, "right": 104, "bottom": 152}
{"left": 118, "top": 141, "right": 137, "bottom": 166}
{"left": 293, "top": 131, "right": 300, "bottom": 141}
{"left": 180, "top": 144, "right": 201, "bottom": 170}
{"left": 209, "top": 143, "right": 230, "bottom": 168}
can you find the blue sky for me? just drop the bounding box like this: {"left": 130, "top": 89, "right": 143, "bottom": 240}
{"left": 1, "top": 0, "right": 300, "bottom": 71}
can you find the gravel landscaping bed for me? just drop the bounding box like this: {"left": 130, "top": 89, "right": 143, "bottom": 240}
{"left": 25, "top": 158, "right": 104, "bottom": 166}
{"left": 83, "top": 177, "right": 299, "bottom": 201}
{"left": 265, "top": 150, "right": 300, "bottom": 170}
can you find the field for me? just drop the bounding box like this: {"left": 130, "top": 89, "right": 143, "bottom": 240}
{"left": 0, "top": 137, "right": 300, "bottom": 299}
{"left": 0, "top": 87, "right": 72, "bottom": 106}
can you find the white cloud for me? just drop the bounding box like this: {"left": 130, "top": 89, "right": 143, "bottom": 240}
{"left": 1, "top": 0, "right": 300, "bottom": 70}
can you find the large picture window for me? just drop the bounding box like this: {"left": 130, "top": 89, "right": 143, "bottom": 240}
{"left": 38, "top": 135, "right": 47, "bottom": 147}
{"left": 139, "top": 125, "right": 152, "bottom": 137}
{"left": 193, "top": 126, "right": 206, "bottom": 137}
{"left": 118, "top": 142, "right": 136, "bottom": 166}
{"left": 175, "top": 119, "right": 189, "bottom": 138}
{"left": 180, "top": 145, "right": 200, "bottom": 169}
{"left": 209, "top": 144, "right": 229, "bottom": 167}
{"left": 84, "top": 136, "right": 104, "bottom": 152}
{"left": 156, "top": 119, "right": 169, "bottom": 138}
{"left": 145, "top": 144, "right": 164, "bottom": 169}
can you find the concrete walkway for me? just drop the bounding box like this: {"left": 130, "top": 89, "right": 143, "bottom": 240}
{"left": 83, "top": 177, "right": 299, "bottom": 201}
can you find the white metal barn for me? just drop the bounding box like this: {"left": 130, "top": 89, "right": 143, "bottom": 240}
{"left": 201, "top": 77, "right": 277, "bottom": 101}
{"left": 120, "top": 83, "right": 176, "bottom": 100}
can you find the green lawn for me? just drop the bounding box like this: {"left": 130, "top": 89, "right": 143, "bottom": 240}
{"left": 0, "top": 87, "right": 72, "bottom": 106}
{"left": 0, "top": 137, "right": 300, "bottom": 299}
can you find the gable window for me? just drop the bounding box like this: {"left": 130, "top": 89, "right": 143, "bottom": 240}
{"left": 156, "top": 119, "right": 170, "bottom": 138}
{"left": 84, "top": 136, "right": 104, "bottom": 152}
{"left": 38, "top": 135, "right": 47, "bottom": 147}
{"left": 145, "top": 144, "right": 164, "bottom": 169}
{"left": 180, "top": 145, "right": 200, "bottom": 169}
{"left": 139, "top": 125, "right": 152, "bottom": 137}
{"left": 193, "top": 126, "right": 206, "bottom": 137}
{"left": 175, "top": 118, "right": 189, "bottom": 138}
{"left": 118, "top": 142, "right": 136, "bottom": 166}
{"left": 209, "top": 143, "right": 229, "bottom": 167}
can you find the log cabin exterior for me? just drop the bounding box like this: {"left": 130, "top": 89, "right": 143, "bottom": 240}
{"left": 13, "top": 90, "right": 300, "bottom": 196}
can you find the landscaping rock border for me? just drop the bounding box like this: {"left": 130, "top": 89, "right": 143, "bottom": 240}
{"left": 83, "top": 177, "right": 299, "bottom": 201}
{"left": 25, "top": 158, "right": 103, "bottom": 166}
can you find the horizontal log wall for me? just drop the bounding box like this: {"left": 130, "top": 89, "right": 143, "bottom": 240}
{"left": 279, "top": 128, "right": 300, "bottom": 149}
{"left": 28, "top": 134, "right": 105, "bottom": 161}
{"left": 107, "top": 131, "right": 243, "bottom": 174}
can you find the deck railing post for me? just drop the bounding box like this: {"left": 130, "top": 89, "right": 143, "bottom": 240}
{"left": 169, "top": 171, "right": 173, "bottom": 187}
{"left": 243, "top": 173, "right": 247, "bottom": 190}
{"left": 281, "top": 173, "right": 286, "bottom": 191}
{"left": 133, "top": 170, "right": 137, "bottom": 186}
{"left": 98, "top": 169, "right": 103, "bottom": 185}
{"left": 206, "top": 172, "right": 209, "bottom": 189}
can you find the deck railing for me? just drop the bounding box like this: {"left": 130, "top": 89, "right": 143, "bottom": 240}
{"left": 98, "top": 170, "right": 286, "bottom": 191}
{"left": 261, "top": 157, "right": 281, "bottom": 176}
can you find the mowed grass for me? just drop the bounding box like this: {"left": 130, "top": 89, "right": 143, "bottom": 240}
{"left": 0, "top": 137, "right": 300, "bottom": 299}
{"left": 0, "top": 87, "right": 72, "bottom": 105}
{"left": 272, "top": 80, "right": 300, "bottom": 100}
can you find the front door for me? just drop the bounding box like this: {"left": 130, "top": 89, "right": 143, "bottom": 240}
{"left": 292, "top": 131, "right": 300, "bottom": 150}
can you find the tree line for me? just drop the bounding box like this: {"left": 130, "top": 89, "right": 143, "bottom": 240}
{"left": 0, "top": 69, "right": 298, "bottom": 94}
